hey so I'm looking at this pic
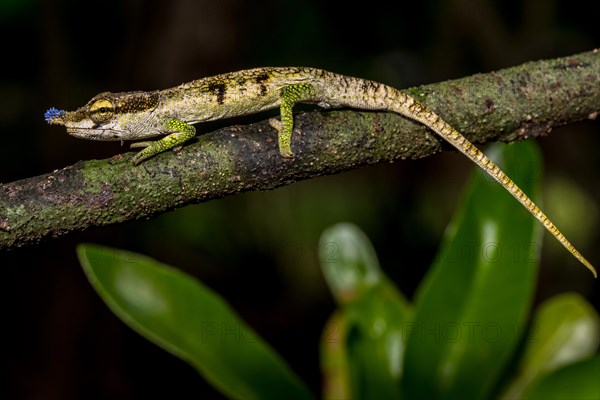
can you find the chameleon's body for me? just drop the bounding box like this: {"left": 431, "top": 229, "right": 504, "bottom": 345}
{"left": 45, "top": 67, "right": 596, "bottom": 276}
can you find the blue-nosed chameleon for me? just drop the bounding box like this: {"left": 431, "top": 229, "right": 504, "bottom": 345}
{"left": 44, "top": 67, "right": 597, "bottom": 277}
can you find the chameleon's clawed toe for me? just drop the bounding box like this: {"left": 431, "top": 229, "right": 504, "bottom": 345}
{"left": 132, "top": 151, "right": 150, "bottom": 165}
{"left": 279, "top": 147, "right": 294, "bottom": 158}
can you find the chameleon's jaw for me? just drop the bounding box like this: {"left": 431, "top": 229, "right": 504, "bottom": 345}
{"left": 65, "top": 127, "right": 127, "bottom": 141}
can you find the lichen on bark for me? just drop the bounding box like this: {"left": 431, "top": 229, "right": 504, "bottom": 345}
{"left": 1, "top": 50, "right": 599, "bottom": 249}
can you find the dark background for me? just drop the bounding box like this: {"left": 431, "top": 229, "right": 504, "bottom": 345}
{"left": 1, "top": 0, "right": 599, "bottom": 398}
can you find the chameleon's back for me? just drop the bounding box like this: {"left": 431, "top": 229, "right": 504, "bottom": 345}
{"left": 159, "top": 67, "right": 327, "bottom": 123}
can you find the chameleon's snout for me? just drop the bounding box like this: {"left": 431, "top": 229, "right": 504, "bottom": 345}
{"left": 44, "top": 107, "right": 66, "bottom": 125}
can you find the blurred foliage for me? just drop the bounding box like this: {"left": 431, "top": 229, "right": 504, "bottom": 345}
{"left": 319, "top": 223, "right": 412, "bottom": 399}
{"left": 522, "top": 354, "right": 600, "bottom": 400}
{"left": 2, "top": 1, "right": 599, "bottom": 398}
{"left": 402, "top": 141, "right": 543, "bottom": 399}
{"left": 78, "top": 142, "right": 599, "bottom": 399}
{"left": 78, "top": 244, "right": 312, "bottom": 400}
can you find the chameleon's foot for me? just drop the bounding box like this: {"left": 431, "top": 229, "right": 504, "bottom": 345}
{"left": 279, "top": 145, "right": 294, "bottom": 158}
{"left": 130, "top": 142, "right": 158, "bottom": 164}
{"left": 130, "top": 140, "right": 168, "bottom": 164}
{"left": 269, "top": 117, "right": 294, "bottom": 158}
{"left": 132, "top": 149, "right": 153, "bottom": 165}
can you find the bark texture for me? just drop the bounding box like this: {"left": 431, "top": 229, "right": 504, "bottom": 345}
{"left": 1, "top": 50, "right": 599, "bottom": 249}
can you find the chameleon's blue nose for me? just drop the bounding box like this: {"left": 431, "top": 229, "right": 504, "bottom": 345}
{"left": 44, "top": 107, "right": 66, "bottom": 124}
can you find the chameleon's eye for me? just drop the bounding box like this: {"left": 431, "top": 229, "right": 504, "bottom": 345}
{"left": 89, "top": 99, "right": 114, "bottom": 123}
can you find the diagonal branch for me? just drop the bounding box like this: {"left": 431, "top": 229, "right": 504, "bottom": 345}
{"left": 1, "top": 50, "right": 599, "bottom": 250}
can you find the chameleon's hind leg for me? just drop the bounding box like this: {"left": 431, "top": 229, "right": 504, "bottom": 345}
{"left": 269, "top": 83, "right": 317, "bottom": 157}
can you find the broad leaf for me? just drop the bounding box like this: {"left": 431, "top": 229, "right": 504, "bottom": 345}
{"left": 403, "top": 142, "right": 543, "bottom": 399}
{"left": 78, "top": 244, "right": 313, "bottom": 400}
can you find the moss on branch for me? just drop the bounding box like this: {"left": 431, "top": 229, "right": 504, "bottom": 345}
{"left": 1, "top": 50, "right": 599, "bottom": 249}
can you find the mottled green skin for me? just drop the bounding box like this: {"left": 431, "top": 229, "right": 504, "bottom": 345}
{"left": 46, "top": 66, "right": 596, "bottom": 276}
{"left": 130, "top": 118, "right": 196, "bottom": 164}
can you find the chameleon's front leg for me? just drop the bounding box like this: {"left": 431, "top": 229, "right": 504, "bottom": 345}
{"left": 269, "top": 83, "right": 317, "bottom": 157}
{"left": 131, "top": 118, "right": 196, "bottom": 165}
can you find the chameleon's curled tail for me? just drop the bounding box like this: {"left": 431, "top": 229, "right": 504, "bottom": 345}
{"left": 324, "top": 73, "right": 597, "bottom": 277}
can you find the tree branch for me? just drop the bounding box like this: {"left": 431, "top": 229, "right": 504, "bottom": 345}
{"left": 1, "top": 50, "right": 599, "bottom": 249}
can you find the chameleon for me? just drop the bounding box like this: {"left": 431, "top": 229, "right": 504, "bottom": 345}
{"left": 44, "top": 67, "right": 596, "bottom": 277}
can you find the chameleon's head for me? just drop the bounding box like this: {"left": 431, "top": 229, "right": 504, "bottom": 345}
{"left": 45, "top": 91, "right": 160, "bottom": 141}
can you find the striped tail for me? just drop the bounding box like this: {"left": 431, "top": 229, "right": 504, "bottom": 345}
{"left": 398, "top": 96, "right": 597, "bottom": 278}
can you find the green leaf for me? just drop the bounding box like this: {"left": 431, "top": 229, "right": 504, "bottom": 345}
{"left": 402, "top": 141, "right": 543, "bottom": 400}
{"left": 320, "top": 312, "right": 352, "bottom": 399}
{"left": 319, "top": 223, "right": 384, "bottom": 303}
{"left": 501, "top": 293, "right": 600, "bottom": 399}
{"left": 524, "top": 354, "right": 600, "bottom": 400}
{"left": 77, "top": 244, "right": 313, "bottom": 400}
{"left": 319, "top": 223, "right": 412, "bottom": 399}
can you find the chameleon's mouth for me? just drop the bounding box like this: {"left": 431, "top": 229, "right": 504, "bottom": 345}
{"left": 66, "top": 127, "right": 126, "bottom": 141}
